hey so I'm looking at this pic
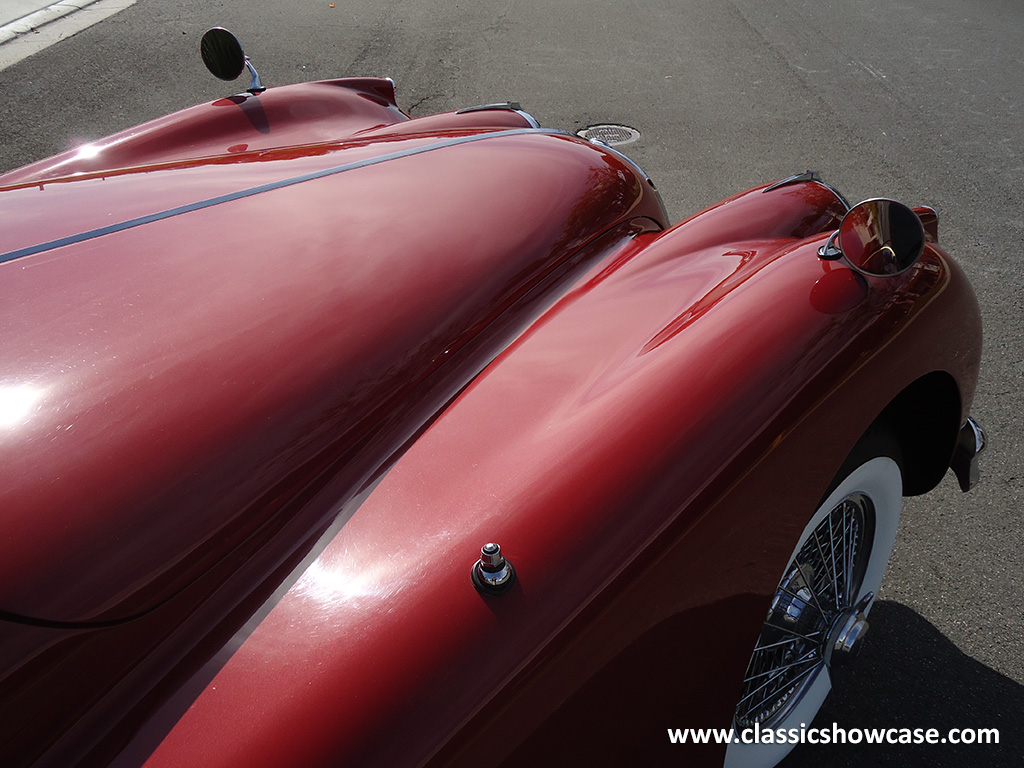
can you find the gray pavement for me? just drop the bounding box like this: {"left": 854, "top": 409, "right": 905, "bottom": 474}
{"left": 1, "top": 1, "right": 1021, "bottom": 765}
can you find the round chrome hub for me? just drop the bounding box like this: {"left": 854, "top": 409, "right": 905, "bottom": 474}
{"left": 826, "top": 593, "right": 873, "bottom": 666}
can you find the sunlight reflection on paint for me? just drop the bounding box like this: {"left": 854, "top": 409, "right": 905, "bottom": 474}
{"left": 74, "top": 144, "right": 102, "bottom": 160}
{"left": 0, "top": 384, "right": 42, "bottom": 428}
{"left": 297, "top": 556, "right": 399, "bottom": 608}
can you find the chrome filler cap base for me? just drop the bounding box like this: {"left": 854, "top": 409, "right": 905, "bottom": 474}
{"left": 471, "top": 542, "right": 516, "bottom": 596}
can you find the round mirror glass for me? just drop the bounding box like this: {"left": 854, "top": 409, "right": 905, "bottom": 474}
{"left": 838, "top": 199, "right": 925, "bottom": 277}
{"left": 201, "top": 27, "right": 246, "bottom": 81}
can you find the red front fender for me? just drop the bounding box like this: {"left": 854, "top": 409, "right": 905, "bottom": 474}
{"left": 136, "top": 180, "right": 980, "bottom": 768}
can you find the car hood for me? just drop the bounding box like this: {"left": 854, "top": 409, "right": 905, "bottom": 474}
{"left": 0, "top": 89, "right": 666, "bottom": 624}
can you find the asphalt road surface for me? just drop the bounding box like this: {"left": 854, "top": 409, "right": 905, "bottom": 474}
{"left": 1, "top": 1, "right": 1021, "bottom": 766}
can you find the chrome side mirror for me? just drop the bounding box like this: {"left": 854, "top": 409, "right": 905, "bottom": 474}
{"left": 819, "top": 199, "right": 925, "bottom": 277}
{"left": 200, "top": 27, "right": 266, "bottom": 94}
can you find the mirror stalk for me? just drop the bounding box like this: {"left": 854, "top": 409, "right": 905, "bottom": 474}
{"left": 245, "top": 58, "right": 266, "bottom": 94}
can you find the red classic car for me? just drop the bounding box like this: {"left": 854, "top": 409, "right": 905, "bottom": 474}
{"left": 0, "top": 28, "right": 983, "bottom": 768}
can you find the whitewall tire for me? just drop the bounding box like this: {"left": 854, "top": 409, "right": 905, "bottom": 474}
{"left": 724, "top": 453, "right": 903, "bottom": 768}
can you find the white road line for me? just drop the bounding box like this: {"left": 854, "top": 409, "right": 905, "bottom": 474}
{"left": 0, "top": 0, "right": 138, "bottom": 72}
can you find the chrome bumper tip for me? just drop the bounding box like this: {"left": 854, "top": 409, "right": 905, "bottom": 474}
{"left": 951, "top": 417, "right": 986, "bottom": 492}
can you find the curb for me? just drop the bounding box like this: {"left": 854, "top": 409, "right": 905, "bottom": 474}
{"left": 0, "top": 0, "right": 137, "bottom": 71}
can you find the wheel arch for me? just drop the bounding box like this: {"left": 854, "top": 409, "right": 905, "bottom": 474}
{"left": 871, "top": 370, "right": 962, "bottom": 496}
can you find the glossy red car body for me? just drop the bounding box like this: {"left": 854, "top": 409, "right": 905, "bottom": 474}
{"left": 0, "top": 70, "right": 980, "bottom": 768}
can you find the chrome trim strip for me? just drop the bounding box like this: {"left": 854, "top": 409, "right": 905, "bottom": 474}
{"left": 951, "top": 416, "right": 986, "bottom": 492}
{"left": 816, "top": 179, "right": 851, "bottom": 211}
{"left": 764, "top": 170, "right": 820, "bottom": 193}
{"left": 584, "top": 136, "right": 667, "bottom": 214}
{"left": 514, "top": 109, "right": 541, "bottom": 129}
{"left": 585, "top": 138, "right": 648, "bottom": 181}
{"left": 457, "top": 101, "right": 523, "bottom": 113}
{"left": 764, "top": 170, "right": 851, "bottom": 210}
{"left": 0, "top": 128, "right": 557, "bottom": 266}
{"left": 456, "top": 102, "right": 541, "bottom": 129}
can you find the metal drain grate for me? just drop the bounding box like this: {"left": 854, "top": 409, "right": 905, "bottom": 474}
{"left": 576, "top": 124, "right": 641, "bottom": 146}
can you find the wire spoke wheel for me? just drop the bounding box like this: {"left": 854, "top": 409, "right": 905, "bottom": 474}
{"left": 724, "top": 452, "right": 903, "bottom": 768}
{"left": 735, "top": 494, "right": 871, "bottom": 728}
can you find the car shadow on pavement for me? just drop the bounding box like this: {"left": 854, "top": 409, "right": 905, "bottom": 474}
{"left": 780, "top": 599, "right": 1021, "bottom": 767}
